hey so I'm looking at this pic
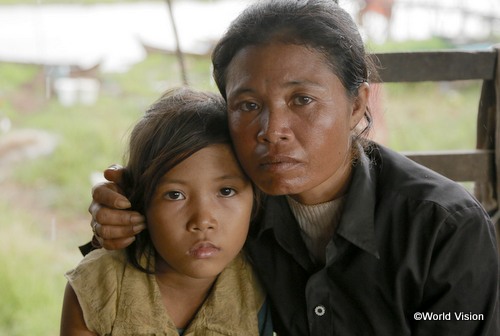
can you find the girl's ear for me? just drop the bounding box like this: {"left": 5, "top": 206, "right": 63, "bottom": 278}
{"left": 350, "top": 82, "right": 370, "bottom": 130}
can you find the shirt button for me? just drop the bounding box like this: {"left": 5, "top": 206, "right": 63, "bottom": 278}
{"left": 314, "top": 305, "right": 326, "bottom": 316}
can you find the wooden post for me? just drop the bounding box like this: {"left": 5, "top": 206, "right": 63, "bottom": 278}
{"left": 166, "top": 0, "right": 189, "bottom": 86}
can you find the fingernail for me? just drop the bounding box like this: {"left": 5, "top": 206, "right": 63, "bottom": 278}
{"left": 133, "top": 224, "right": 146, "bottom": 233}
{"left": 116, "top": 199, "right": 131, "bottom": 209}
{"left": 108, "top": 164, "right": 119, "bottom": 170}
{"left": 131, "top": 214, "right": 145, "bottom": 224}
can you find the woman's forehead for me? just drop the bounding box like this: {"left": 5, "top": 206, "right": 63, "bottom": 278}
{"left": 224, "top": 43, "right": 340, "bottom": 94}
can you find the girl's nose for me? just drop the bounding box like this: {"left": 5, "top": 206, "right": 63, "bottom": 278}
{"left": 186, "top": 199, "right": 218, "bottom": 232}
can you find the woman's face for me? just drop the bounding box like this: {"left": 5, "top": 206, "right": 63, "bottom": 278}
{"left": 225, "top": 43, "right": 369, "bottom": 205}
{"left": 146, "top": 144, "right": 254, "bottom": 280}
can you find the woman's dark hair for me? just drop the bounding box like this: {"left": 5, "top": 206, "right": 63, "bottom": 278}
{"left": 123, "top": 87, "right": 257, "bottom": 273}
{"left": 211, "top": 0, "right": 377, "bottom": 139}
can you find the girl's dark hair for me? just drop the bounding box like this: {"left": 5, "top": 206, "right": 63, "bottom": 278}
{"left": 211, "top": 0, "right": 377, "bottom": 139}
{"left": 123, "top": 87, "right": 256, "bottom": 273}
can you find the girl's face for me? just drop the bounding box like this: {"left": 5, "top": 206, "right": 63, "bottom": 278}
{"left": 146, "top": 144, "right": 253, "bottom": 281}
{"left": 225, "top": 43, "right": 369, "bottom": 205}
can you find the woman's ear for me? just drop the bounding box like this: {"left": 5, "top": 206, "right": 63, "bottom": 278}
{"left": 350, "top": 82, "right": 370, "bottom": 130}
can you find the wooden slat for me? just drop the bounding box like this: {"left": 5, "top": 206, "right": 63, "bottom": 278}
{"left": 403, "top": 149, "right": 494, "bottom": 182}
{"left": 475, "top": 53, "right": 499, "bottom": 211}
{"left": 371, "top": 50, "right": 497, "bottom": 83}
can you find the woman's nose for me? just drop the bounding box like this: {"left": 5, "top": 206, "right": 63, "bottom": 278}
{"left": 257, "top": 105, "right": 293, "bottom": 144}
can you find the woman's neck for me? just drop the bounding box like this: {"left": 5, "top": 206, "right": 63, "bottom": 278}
{"left": 287, "top": 195, "right": 346, "bottom": 264}
{"left": 291, "top": 157, "right": 353, "bottom": 205}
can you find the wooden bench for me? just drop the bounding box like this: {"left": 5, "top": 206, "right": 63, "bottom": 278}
{"left": 371, "top": 46, "right": 500, "bottom": 248}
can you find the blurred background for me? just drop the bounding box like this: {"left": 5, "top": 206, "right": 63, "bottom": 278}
{"left": 0, "top": 0, "right": 499, "bottom": 334}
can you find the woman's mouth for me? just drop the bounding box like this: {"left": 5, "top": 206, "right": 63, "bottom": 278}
{"left": 259, "top": 155, "right": 302, "bottom": 172}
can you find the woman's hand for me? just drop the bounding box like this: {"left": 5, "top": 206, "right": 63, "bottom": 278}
{"left": 88, "top": 165, "right": 145, "bottom": 250}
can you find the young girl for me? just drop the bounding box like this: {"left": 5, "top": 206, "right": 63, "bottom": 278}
{"left": 60, "top": 88, "right": 272, "bottom": 335}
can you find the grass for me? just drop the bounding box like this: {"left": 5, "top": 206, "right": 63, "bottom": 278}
{"left": 0, "top": 200, "right": 81, "bottom": 335}
{"left": 382, "top": 80, "right": 481, "bottom": 151}
{"left": 0, "top": 36, "right": 490, "bottom": 334}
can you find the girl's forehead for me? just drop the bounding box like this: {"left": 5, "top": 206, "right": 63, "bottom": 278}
{"left": 160, "top": 144, "right": 244, "bottom": 180}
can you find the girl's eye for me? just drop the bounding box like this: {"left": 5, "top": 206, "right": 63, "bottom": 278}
{"left": 164, "top": 191, "right": 185, "bottom": 200}
{"left": 293, "top": 95, "right": 314, "bottom": 106}
{"left": 219, "top": 187, "right": 236, "bottom": 197}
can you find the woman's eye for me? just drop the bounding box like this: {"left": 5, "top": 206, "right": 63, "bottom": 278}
{"left": 219, "top": 187, "right": 236, "bottom": 197}
{"left": 239, "top": 101, "right": 259, "bottom": 112}
{"left": 164, "top": 191, "right": 185, "bottom": 200}
{"left": 293, "top": 96, "right": 313, "bottom": 105}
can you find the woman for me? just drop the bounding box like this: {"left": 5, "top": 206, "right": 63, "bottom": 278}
{"left": 87, "top": 1, "right": 499, "bottom": 335}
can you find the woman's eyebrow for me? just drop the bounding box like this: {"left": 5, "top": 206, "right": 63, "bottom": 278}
{"left": 283, "top": 79, "right": 324, "bottom": 89}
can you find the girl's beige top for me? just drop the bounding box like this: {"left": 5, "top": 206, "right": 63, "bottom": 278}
{"left": 66, "top": 249, "right": 264, "bottom": 335}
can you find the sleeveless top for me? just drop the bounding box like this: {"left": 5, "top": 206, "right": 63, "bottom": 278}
{"left": 65, "top": 249, "right": 265, "bottom": 335}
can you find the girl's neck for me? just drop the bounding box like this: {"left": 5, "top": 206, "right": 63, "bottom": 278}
{"left": 155, "top": 267, "right": 217, "bottom": 329}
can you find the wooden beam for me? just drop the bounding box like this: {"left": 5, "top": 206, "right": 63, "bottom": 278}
{"left": 403, "top": 149, "right": 494, "bottom": 182}
{"left": 372, "top": 50, "right": 497, "bottom": 82}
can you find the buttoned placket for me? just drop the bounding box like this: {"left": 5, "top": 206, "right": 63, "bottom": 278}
{"left": 306, "top": 268, "right": 333, "bottom": 335}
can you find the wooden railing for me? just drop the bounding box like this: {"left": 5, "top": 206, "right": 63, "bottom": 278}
{"left": 371, "top": 46, "right": 500, "bottom": 246}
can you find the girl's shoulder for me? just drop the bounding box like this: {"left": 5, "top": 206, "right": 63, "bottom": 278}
{"left": 66, "top": 248, "right": 126, "bottom": 282}
{"left": 64, "top": 249, "right": 128, "bottom": 334}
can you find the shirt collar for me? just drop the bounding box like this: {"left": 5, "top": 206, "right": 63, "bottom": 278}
{"left": 336, "top": 144, "right": 380, "bottom": 258}
{"left": 256, "top": 195, "right": 315, "bottom": 271}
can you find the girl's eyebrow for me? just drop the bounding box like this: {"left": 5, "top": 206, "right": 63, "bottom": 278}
{"left": 216, "top": 174, "right": 248, "bottom": 182}
{"left": 158, "top": 177, "right": 188, "bottom": 185}
{"left": 159, "top": 174, "right": 247, "bottom": 184}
